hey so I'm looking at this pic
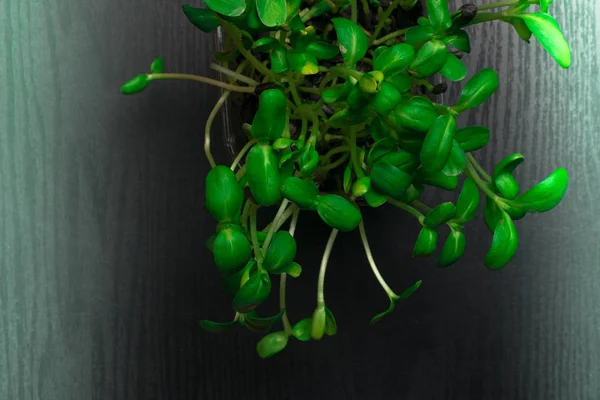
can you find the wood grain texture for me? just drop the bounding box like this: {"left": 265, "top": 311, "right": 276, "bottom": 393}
{"left": 1, "top": 0, "right": 599, "bottom": 399}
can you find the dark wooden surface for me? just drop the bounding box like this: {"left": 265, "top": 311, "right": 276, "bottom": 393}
{"left": 2, "top": 1, "right": 600, "bottom": 399}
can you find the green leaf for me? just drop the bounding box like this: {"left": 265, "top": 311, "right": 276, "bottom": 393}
{"left": 495, "top": 173, "right": 520, "bottom": 199}
{"left": 414, "top": 169, "right": 458, "bottom": 191}
{"left": 253, "top": 37, "right": 279, "bottom": 52}
{"left": 424, "top": 202, "right": 456, "bottom": 228}
{"left": 442, "top": 29, "right": 471, "bottom": 53}
{"left": 232, "top": 269, "right": 271, "bottom": 313}
{"left": 213, "top": 226, "right": 252, "bottom": 275}
{"left": 256, "top": 0, "right": 287, "bottom": 27}
{"left": 286, "top": 0, "right": 302, "bottom": 18}
{"left": 245, "top": 309, "right": 285, "bottom": 330}
{"left": 256, "top": 331, "right": 289, "bottom": 358}
{"left": 413, "top": 227, "right": 438, "bottom": 257}
{"left": 437, "top": 230, "right": 466, "bottom": 267}
{"left": 263, "top": 231, "right": 297, "bottom": 273}
{"left": 306, "top": 41, "right": 340, "bottom": 60}
{"left": 389, "top": 96, "right": 439, "bottom": 132}
{"left": 420, "top": 113, "right": 456, "bottom": 172}
{"left": 370, "top": 162, "right": 413, "bottom": 200}
{"left": 369, "top": 118, "right": 390, "bottom": 141}
{"left": 408, "top": 40, "right": 449, "bottom": 78}
{"left": 492, "top": 153, "right": 525, "bottom": 182}
{"left": 439, "top": 53, "right": 467, "bottom": 82}
{"left": 328, "top": 107, "right": 370, "bottom": 128}
{"left": 372, "top": 45, "right": 388, "bottom": 60}
{"left": 291, "top": 318, "right": 312, "bottom": 341}
{"left": 373, "top": 43, "right": 415, "bottom": 77}
{"left": 310, "top": 306, "right": 327, "bottom": 340}
{"left": 503, "top": 17, "right": 532, "bottom": 43}
{"left": 204, "top": 0, "right": 246, "bottom": 17}
{"left": 485, "top": 210, "right": 518, "bottom": 269}
{"left": 332, "top": 18, "right": 369, "bottom": 66}
{"left": 540, "top": 0, "right": 553, "bottom": 13}
{"left": 287, "top": 51, "right": 319, "bottom": 75}
{"left": 452, "top": 68, "right": 499, "bottom": 113}
{"left": 484, "top": 195, "right": 502, "bottom": 232}
{"left": 282, "top": 261, "right": 302, "bottom": 277}
{"left": 364, "top": 187, "right": 388, "bottom": 208}
{"left": 352, "top": 176, "right": 371, "bottom": 198}
{"left": 298, "top": 144, "right": 319, "bottom": 175}
{"left": 273, "top": 137, "right": 294, "bottom": 150}
{"left": 385, "top": 75, "right": 413, "bottom": 95}
{"left": 200, "top": 319, "right": 237, "bottom": 333}
{"left": 512, "top": 167, "right": 568, "bottom": 213}
{"left": 325, "top": 307, "right": 337, "bottom": 336}
{"left": 270, "top": 45, "right": 290, "bottom": 74}
{"left": 441, "top": 140, "right": 466, "bottom": 176}
{"left": 221, "top": 259, "right": 256, "bottom": 295}
{"left": 427, "top": 0, "right": 452, "bottom": 31}
{"left": 316, "top": 194, "right": 362, "bottom": 232}
{"left": 367, "top": 137, "right": 397, "bottom": 166}
{"left": 182, "top": 5, "right": 222, "bottom": 32}
{"left": 371, "top": 82, "right": 403, "bottom": 115}
{"left": 343, "top": 162, "right": 353, "bottom": 194}
{"left": 378, "top": 151, "right": 420, "bottom": 172}
{"left": 370, "top": 280, "right": 421, "bottom": 324}
{"left": 400, "top": 183, "right": 425, "bottom": 204}
{"left": 150, "top": 57, "right": 164, "bottom": 74}
{"left": 520, "top": 13, "right": 571, "bottom": 68}
{"left": 370, "top": 296, "right": 396, "bottom": 324}
{"left": 455, "top": 178, "right": 480, "bottom": 222}
{"left": 246, "top": 144, "right": 282, "bottom": 206}
{"left": 205, "top": 166, "right": 244, "bottom": 223}
{"left": 281, "top": 176, "right": 320, "bottom": 210}
{"left": 455, "top": 126, "right": 491, "bottom": 152}
{"left": 322, "top": 78, "right": 356, "bottom": 104}
{"left": 121, "top": 74, "right": 149, "bottom": 95}
{"left": 251, "top": 89, "right": 288, "bottom": 142}
{"left": 405, "top": 25, "right": 435, "bottom": 46}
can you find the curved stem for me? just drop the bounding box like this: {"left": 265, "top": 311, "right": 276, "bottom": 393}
{"left": 359, "top": 221, "right": 398, "bottom": 299}
{"left": 464, "top": 161, "right": 501, "bottom": 201}
{"left": 369, "top": 0, "right": 403, "bottom": 46}
{"left": 317, "top": 229, "right": 339, "bottom": 306}
{"left": 204, "top": 91, "right": 231, "bottom": 168}
{"left": 287, "top": 73, "right": 303, "bottom": 106}
{"left": 321, "top": 145, "right": 350, "bottom": 161}
{"left": 209, "top": 63, "right": 259, "bottom": 86}
{"left": 261, "top": 200, "right": 291, "bottom": 254}
{"left": 386, "top": 198, "right": 425, "bottom": 224}
{"left": 372, "top": 28, "right": 408, "bottom": 46}
{"left": 467, "top": 153, "right": 492, "bottom": 182}
{"left": 240, "top": 199, "right": 251, "bottom": 230}
{"left": 249, "top": 204, "right": 263, "bottom": 263}
{"left": 230, "top": 139, "right": 257, "bottom": 171}
{"left": 279, "top": 209, "right": 300, "bottom": 335}
{"left": 316, "top": 153, "right": 350, "bottom": 172}
{"left": 349, "top": 127, "right": 365, "bottom": 178}
{"left": 351, "top": 0, "right": 358, "bottom": 23}
{"left": 148, "top": 73, "right": 255, "bottom": 93}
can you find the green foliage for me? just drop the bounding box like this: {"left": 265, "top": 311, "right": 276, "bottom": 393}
{"left": 123, "top": 0, "right": 574, "bottom": 358}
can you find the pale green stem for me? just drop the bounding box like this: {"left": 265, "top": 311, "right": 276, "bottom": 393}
{"left": 387, "top": 198, "right": 425, "bottom": 224}
{"left": 317, "top": 229, "right": 339, "bottom": 306}
{"left": 279, "top": 209, "right": 300, "bottom": 335}
{"left": 148, "top": 73, "right": 255, "bottom": 93}
{"left": 230, "top": 139, "right": 257, "bottom": 171}
{"left": 209, "top": 63, "right": 259, "bottom": 86}
{"left": 464, "top": 161, "right": 501, "bottom": 202}
{"left": 316, "top": 153, "right": 350, "bottom": 172}
{"left": 369, "top": 0, "right": 403, "bottom": 46}
{"left": 204, "top": 90, "right": 231, "bottom": 168}
{"left": 249, "top": 204, "right": 263, "bottom": 263}
{"left": 467, "top": 153, "right": 492, "bottom": 182}
{"left": 261, "top": 199, "right": 291, "bottom": 254}
{"left": 359, "top": 221, "right": 398, "bottom": 299}
{"left": 372, "top": 28, "right": 408, "bottom": 45}
{"left": 349, "top": 127, "right": 365, "bottom": 178}
{"left": 351, "top": 0, "right": 358, "bottom": 22}
{"left": 287, "top": 73, "right": 303, "bottom": 106}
